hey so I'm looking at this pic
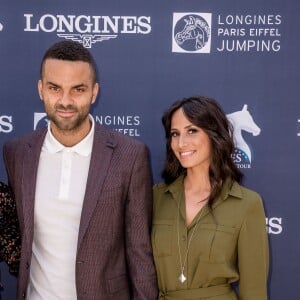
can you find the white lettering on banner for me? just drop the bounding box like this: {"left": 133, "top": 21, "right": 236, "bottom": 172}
{"left": 217, "top": 14, "right": 282, "bottom": 53}
{"left": 95, "top": 115, "right": 140, "bottom": 126}
{"left": 95, "top": 115, "right": 141, "bottom": 137}
{"left": 24, "top": 14, "right": 151, "bottom": 48}
{"left": 217, "top": 14, "right": 282, "bottom": 26}
{"left": 172, "top": 12, "right": 283, "bottom": 54}
{"left": 249, "top": 28, "right": 281, "bottom": 37}
{"left": 217, "top": 39, "right": 280, "bottom": 52}
{"left": 114, "top": 128, "right": 140, "bottom": 137}
{"left": 218, "top": 28, "right": 246, "bottom": 37}
{"left": 0, "top": 115, "right": 13, "bottom": 133}
{"left": 24, "top": 14, "right": 151, "bottom": 34}
{"left": 217, "top": 28, "right": 281, "bottom": 37}
{"left": 266, "top": 217, "right": 283, "bottom": 235}
{"left": 297, "top": 119, "right": 300, "bottom": 137}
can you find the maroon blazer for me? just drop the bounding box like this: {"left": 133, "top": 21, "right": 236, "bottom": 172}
{"left": 3, "top": 124, "right": 158, "bottom": 300}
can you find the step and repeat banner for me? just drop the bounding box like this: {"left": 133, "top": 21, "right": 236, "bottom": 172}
{"left": 0, "top": 1, "right": 299, "bottom": 299}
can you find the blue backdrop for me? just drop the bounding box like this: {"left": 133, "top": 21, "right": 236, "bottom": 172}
{"left": 1, "top": 1, "right": 299, "bottom": 299}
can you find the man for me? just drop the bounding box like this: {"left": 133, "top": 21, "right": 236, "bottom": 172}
{"left": 4, "top": 40, "right": 158, "bottom": 299}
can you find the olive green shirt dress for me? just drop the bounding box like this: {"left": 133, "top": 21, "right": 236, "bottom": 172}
{"left": 152, "top": 175, "right": 269, "bottom": 300}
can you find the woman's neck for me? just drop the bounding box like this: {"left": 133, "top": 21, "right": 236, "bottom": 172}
{"left": 185, "top": 168, "right": 211, "bottom": 194}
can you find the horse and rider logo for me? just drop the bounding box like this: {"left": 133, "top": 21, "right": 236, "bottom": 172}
{"left": 172, "top": 13, "right": 212, "bottom": 53}
{"left": 227, "top": 104, "right": 261, "bottom": 166}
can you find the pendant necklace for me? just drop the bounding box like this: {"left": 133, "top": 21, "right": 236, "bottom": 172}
{"left": 176, "top": 195, "right": 207, "bottom": 284}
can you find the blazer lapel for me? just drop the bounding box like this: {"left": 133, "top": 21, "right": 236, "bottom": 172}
{"left": 77, "top": 125, "right": 117, "bottom": 249}
{"left": 21, "top": 128, "right": 47, "bottom": 250}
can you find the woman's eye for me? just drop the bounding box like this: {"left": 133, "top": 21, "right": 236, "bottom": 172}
{"left": 188, "top": 128, "right": 198, "bottom": 134}
{"left": 170, "top": 132, "right": 178, "bottom": 137}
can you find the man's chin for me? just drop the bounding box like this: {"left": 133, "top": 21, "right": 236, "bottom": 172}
{"left": 52, "top": 119, "right": 79, "bottom": 132}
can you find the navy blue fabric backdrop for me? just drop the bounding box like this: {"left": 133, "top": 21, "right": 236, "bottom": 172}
{"left": 1, "top": 1, "right": 299, "bottom": 299}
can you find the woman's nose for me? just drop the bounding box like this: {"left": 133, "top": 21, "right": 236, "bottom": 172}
{"left": 178, "top": 134, "right": 188, "bottom": 147}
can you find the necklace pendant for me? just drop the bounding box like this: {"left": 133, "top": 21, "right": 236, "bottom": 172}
{"left": 179, "top": 273, "right": 186, "bottom": 283}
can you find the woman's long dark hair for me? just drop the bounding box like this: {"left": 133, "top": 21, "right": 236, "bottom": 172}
{"left": 161, "top": 96, "right": 243, "bottom": 206}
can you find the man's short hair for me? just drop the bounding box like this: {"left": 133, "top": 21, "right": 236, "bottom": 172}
{"left": 40, "top": 40, "right": 98, "bottom": 83}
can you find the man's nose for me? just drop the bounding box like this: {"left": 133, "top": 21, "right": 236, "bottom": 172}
{"left": 60, "top": 91, "right": 73, "bottom": 105}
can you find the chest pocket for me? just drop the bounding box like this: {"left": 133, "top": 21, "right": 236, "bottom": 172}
{"left": 151, "top": 219, "right": 174, "bottom": 257}
{"left": 194, "top": 223, "right": 236, "bottom": 263}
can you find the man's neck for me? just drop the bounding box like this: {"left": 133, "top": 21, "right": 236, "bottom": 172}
{"left": 50, "top": 119, "right": 92, "bottom": 147}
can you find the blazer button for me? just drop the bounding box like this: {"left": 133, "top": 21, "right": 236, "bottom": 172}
{"left": 77, "top": 260, "right": 85, "bottom": 264}
{"left": 22, "top": 292, "right": 26, "bottom": 298}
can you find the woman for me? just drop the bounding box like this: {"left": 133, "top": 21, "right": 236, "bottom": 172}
{"left": 152, "top": 96, "right": 269, "bottom": 299}
{"left": 0, "top": 181, "right": 20, "bottom": 276}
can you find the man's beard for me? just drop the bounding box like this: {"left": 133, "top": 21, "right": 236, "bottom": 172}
{"left": 47, "top": 104, "right": 90, "bottom": 132}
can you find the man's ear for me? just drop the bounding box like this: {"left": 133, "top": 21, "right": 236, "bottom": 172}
{"left": 38, "top": 79, "right": 44, "bottom": 101}
{"left": 92, "top": 83, "right": 99, "bottom": 104}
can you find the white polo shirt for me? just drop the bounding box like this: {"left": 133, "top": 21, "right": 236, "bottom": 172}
{"left": 27, "top": 116, "right": 94, "bottom": 300}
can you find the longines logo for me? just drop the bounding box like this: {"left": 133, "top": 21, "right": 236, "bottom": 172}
{"left": 0, "top": 115, "right": 13, "bottom": 133}
{"left": 172, "top": 12, "right": 282, "bottom": 53}
{"left": 33, "top": 113, "right": 141, "bottom": 136}
{"left": 172, "top": 13, "right": 212, "bottom": 53}
{"left": 227, "top": 105, "right": 261, "bottom": 168}
{"left": 34, "top": 112, "right": 48, "bottom": 130}
{"left": 24, "top": 14, "right": 151, "bottom": 48}
{"left": 95, "top": 114, "right": 141, "bottom": 137}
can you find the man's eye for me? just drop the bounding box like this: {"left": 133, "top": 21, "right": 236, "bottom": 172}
{"left": 49, "top": 86, "right": 59, "bottom": 92}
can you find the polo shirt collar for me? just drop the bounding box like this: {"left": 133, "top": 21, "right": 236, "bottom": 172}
{"left": 44, "top": 114, "right": 95, "bottom": 156}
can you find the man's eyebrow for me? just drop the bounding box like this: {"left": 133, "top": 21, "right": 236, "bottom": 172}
{"left": 72, "top": 83, "right": 88, "bottom": 89}
{"left": 45, "top": 81, "right": 60, "bottom": 87}
{"left": 45, "top": 82, "right": 88, "bottom": 89}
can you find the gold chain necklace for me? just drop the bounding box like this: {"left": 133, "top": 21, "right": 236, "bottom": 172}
{"left": 176, "top": 196, "right": 206, "bottom": 284}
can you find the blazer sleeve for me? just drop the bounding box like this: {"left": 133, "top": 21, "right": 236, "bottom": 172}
{"left": 124, "top": 143, "right": 158, "bottom": 300}
{"left": 0, "top": 182, "right": 21, "bottom": 276}
{"left": 237, "top": 193, "right": 269, "bottom": 300}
